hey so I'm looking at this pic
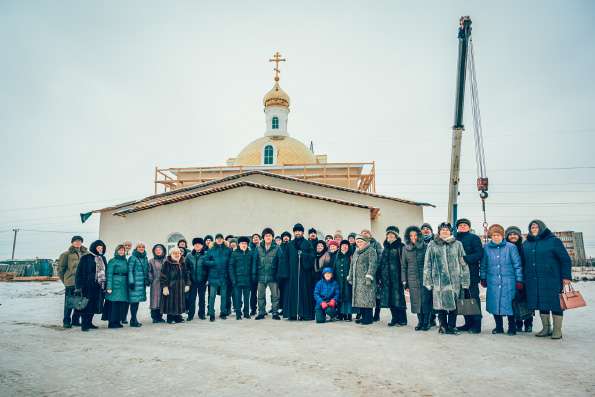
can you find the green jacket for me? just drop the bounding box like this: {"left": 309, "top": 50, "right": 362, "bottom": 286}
{"left": 127, "top": 249, "right": 148, "bottom": 303}
{"left": 254, "top": 242, "right": 283, "bottom": 284}
{"left": 58, "top": 245, "right": 88, "bottom": 287}
{"left": 106, "top": 251, "right": 129, "bottom": 302}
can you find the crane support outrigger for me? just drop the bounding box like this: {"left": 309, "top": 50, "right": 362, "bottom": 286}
{"left": 448, "top": 16, "right": 489, "bottom": 232}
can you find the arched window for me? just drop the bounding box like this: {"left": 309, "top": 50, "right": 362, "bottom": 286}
{"left": 272, "top": 116, "right": 279, "bottom": 129}
{"left": 166, "top": 232, "right": 186, "bottom": 253}
{"left": 263, "top": 145, "right": 274, "bottom": 165}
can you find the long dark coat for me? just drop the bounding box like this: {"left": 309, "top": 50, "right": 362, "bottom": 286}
{"left": 456, "top": 231, "right": 484, "bottom": 285}
{"left": 74, "top": 240, "right": 106, "bottom": 314}
{"left": 160, "top": 256, "right": 191, "bottom": 315}
{"left": 522, "top": 221, "right": 572, "bottom": 312}
{"left": 333, "top": 251, "right": 352, "bottom": 305}
{"left": 283, "top": 237, "right": 316, "bottom": 320}
{"left": 401, "top": 227, "right": 432, "bottom": 314}
{"left": 127, "top": 249, "right": 148, "bottom": 303}
{"left": 229, "top": 248, "right": 254, "bottom": 288}
{"left": 148, "top": 244, "right": 166, "bottom": 310}
{"left": 348, "top": 243, "right": 378, "bottom": 309}
{"left": 379, "top": 238, "right": 406, "bottom": 309}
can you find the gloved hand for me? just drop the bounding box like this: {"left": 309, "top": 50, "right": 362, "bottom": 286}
{"left": 184, "top": 285, "right": 190, "bottom": 293}
{"left": 365, "top": 275, "right": 373, "bottom": 286}
{"left": 480, "top": 280, "right": 487, "bottom": 288}
{"left": 163, "top": 286, "right": 170, "bottom": 296}
{"left": 516, "top": 282, "right": 524, "bottom": 291}
{"left": 320, "top": 301, "right": 328, "bottom": 310}
{"left": 328, "top": 299, "right": 337, "bottom": 308}
{"left": 403, "top": 282, "right": 409, "bottom": 291}
{"left": 106, "top": 289, "right": 112, "bottom": 294}
{"left": 129, "top": 283, "right": 135, "bottom": 290}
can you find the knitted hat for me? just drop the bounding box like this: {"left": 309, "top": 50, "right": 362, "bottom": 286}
{"left": 488, "top": 224, "right": 505, "bottom": 238}
{"left": 71, "top": 235, "right": 84, "bottom": 243}
{"left": 238, "top": 236, "right": 250, "bottom": 244}
{"left": 420, "top": 223, "right": 433, "bottom": 232}
{"left": 261, "top": 227, "right": 275, "bottom": 237}
{"left": 456, "top": 218, "right": 471, "bottom": 228}
{"left": 328, "top": 240, "right": 339, "bottom": 249}
{"left": 308, "top": 227, "right": 317, "bottom": 235}
{"left": 204, "top": 235, "right": 214, "bottom": 241}
{"left": 505, "top": 226, "right": 522, "bottom": 239}
{"left": 334, "top": 230, "right": 343, "bottom": 238}
{"left": 192, "top": 237, "right": 204, "bottom": 246}
{"left": 348, "top": 232, "right": 357, "bottom": 239}
{"left": 355, "top": 234, "right": 370, "bottom": 243}
{"left": 293, "top": 223, "right": 305, "bottom": 232}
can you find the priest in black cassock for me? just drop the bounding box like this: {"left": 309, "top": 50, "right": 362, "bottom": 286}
{"left": 283, "top": 223, "right": 316, "bottom": 321}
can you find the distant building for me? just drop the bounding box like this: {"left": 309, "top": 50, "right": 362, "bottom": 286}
{"left": 555, "top": 231, "right": 587, "bottom": 266}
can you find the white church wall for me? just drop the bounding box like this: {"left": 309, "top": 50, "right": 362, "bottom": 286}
{"left": 99, "top": 185, "right": 371, "bottom": 257}
{"left": 231, "top": 173, "right": 425, "bottom": 238}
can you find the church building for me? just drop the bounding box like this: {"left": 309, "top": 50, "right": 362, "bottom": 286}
{"left": 95, "top": 52, "right": 432, "bottom": 252}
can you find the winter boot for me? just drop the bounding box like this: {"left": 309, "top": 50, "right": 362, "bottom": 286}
{"left": 236, "top": 313, "right": 242, "bottom": 320}
{"left": 524, "top": 318, "right": 533, "bottom": 333}
{"left": 373, "top": 306, "right": 381, "bottom": 322}
{"left": 209, "top": 315, "right": 215, "bottom": 322}
{"left": 421, "top": 313, "right": 432, "bottom": 331}
{"left": 507, "top": 316, "right": 517, "bottom": 336}
{"left": 415, "top": 314, "right": 424, "bottom": 331}
{"left": 551, "top": 315, "right": 563, "bottom": 339}
{"left": 536, "top": 314, "right": 552, "bottom": 337}
{"left": 345, "top": 314, "right": 353, "bottom": 322}
{"left": 492, "top": 315, "right": 504, "bottom": 334}
{"left": 255, "top": 314, "right": 265, "bottom": 320}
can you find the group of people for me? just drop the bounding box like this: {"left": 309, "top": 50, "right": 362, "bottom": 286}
{"left": 57, "top": 218, "right": 572, "bottom": 339}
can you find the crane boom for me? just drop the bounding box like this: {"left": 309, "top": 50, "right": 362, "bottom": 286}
{"left": 448, "top": 16, "right": 473, "bottom": 226}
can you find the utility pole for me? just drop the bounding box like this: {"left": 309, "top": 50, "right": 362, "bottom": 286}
{"left": 11, "top": 228, "right": 19, "bottom": 260}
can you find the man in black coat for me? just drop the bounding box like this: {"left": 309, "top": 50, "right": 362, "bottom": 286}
{"left": 283, "top": 223, "right": 316, "bottom": 321}
{"left": 455, "top": 218, "right": 484, "bottom": 333}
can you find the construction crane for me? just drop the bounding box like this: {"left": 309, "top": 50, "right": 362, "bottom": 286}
{"left": 448, "top": 16, "right": 489, "bottom": 233}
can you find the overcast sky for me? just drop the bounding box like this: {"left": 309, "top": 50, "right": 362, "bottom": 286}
{"left": 1, "top": 1, "right": 594, "bottom": 259}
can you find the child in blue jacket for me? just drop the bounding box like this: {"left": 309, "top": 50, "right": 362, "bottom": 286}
{"left": 314, "top": 267, "right": 340, "bottom": 323}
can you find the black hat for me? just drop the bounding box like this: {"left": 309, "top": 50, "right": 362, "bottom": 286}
{"left": 308, "top": 227, "right": 317, "bottom": 235}
{"left": 177, "top": 239, "right": 187, "bottom": 246}
{"left": 293, "top": 223, "right": 305, "bottom": 232}
{"left": 281, "top": 231, "right": 291, "bottom": 239}
{"left": 261, "top": 227, "right": 275, "bottom": 237}
{"left": 215, "top": 233, "right": 224, "bottom": 239}
{"left": 386, "top": 225, "right": 399, "bottom": 236}
{"left": 89, "top": 240, "right": 105, "bottom": 255}
{"left": 456, "top": 218, "right": 471, "bottom": 228}
{"left": 438, "top": 222, "right": 452, "bottom": 232}
{"left": 71, "top": 235, "right": 83, "bottom": 243}
{"left": 340, "top": 239, "right": 350, "bottom": 247}
{"left": 324, "top": 234, "right": 333, "bottom": 240}
{"left": 192, "top": 237, "right": 204, "bottom": 246}
{"left": 225, "top": 235, "right": 234, "bottom": 241}
{"left": 238, "top": 236, "right": 250, "bottom": 244}
{"left": 348, "top": 232, "right": 357, "bottom": 238}
{"left": 204, "top": 235, "right": 214, "bottom": 241}
{"left": 420, "top": 223, "right": 433, "bottom": 232}
{"left": 505, "top": 226, "right": 522, "bottom": 239}
{"left": 251, "top": 233, "right": 261, "bottom": 238}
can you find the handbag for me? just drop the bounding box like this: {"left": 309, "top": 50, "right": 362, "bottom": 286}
{"left": 559, "top": 284, "right": 587, "bottom": 310}
{"left": 456, "top": 289, "right": 481, "bottom": 316}
{"left": 67, "top": 290, "right": 89, "bottom": 311}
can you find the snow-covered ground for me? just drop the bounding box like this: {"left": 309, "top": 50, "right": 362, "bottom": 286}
{"left": 0, "top": 282, "right": 594, "bottom": 397}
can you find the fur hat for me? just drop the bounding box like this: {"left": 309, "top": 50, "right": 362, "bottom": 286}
{"left": 215, "top": 233, "right": 224, "bottom": 239}
{"left": 238, "top": 236, "right": 250, "bottom": 244}
{"left": 348, "top": 232, "right": 357, "bottom": 239}
{"left": 488, "top": 224, "right": 505, "bottom": 238}
{"left": 308, "top": 227, "right": 317, "bottom": 235}
{"left": 386, "top": 225, "right": 399, "bottom": 236}
{"left": 225, "top": 235, "right": 234, "bottom": 241}
{"left": 293, "top": 223, "right": 305, "bottom": 232}
{"left": 192, "top": 237, "right": 204, "bottom": 246}
{"left": 204, "top": 235, "right": 214, "bottom": 241}
{"left": 71, "top": 235, "right": 84, "bottom": 243}
{"left": 281, "top": 231, "right": 291, "bottom": 239}
{"left": 333, "top": 230, "right": 343, "bottom": 238}
{"left": 456, "top": 218, "right": 471, "bottom": 228}
{"left": 437, "top": 222, "right": 452, "bottom": 232}
{"left": 89, "top": 240, "right": 106, "bottom": 255}
{"left": 327, "top": 240, "right": 339, "bottom": 249}
{"left": 505, "top": 226, "right": 522, "bottom": 239}
{"left": 340, "top": 239, "right": 350, "bottom": 248}
{"left": 261, "top": 227, "right": 275, "bottom": 238}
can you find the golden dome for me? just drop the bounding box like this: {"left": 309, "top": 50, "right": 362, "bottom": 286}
{"left": 234, "top": 136, "right": 315, "bottom": 166}
{"left": 263, "top": 82, "right": 290, "bottom": 108}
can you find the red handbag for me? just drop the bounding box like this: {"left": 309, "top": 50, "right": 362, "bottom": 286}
{"left": 559, "top": 284, "right": 587, "bottom": 310}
